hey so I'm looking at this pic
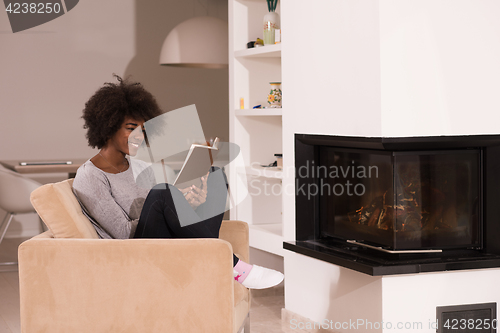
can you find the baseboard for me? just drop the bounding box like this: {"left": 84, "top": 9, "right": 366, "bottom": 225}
{"left": 281, "top": 308, "right": 337, "bottom": 333}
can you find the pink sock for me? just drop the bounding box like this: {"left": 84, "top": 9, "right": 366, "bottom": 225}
{"left": 233, "top": 260, "right": 253, "bottom": 282}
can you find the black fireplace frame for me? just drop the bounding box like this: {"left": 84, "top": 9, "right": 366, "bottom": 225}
{"left": 283, "top": 134, "right": 500, "bottom": 275}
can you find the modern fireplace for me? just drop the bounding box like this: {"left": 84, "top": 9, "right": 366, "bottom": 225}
{"left": 284, "top": 134, "right": 500, "bottom": 275}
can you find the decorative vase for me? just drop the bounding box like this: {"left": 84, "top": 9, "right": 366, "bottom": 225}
{"left": 268, "top": 82, "right": 282, "bottom": 108}
{"left": 263, "top": 11, "right": 280, "bottom": 45}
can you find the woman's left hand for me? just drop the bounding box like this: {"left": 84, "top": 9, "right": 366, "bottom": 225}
{"left": 180, "top": 173, "right": 208, "bottom": 209}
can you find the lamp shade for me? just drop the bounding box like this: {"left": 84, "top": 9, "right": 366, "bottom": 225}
{"left": 160, "top": 16, "right": 228, "bottom": 69}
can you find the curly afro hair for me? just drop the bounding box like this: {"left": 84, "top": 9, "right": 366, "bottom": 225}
{"left": 82, "top": 75, "right": 163, "bottom": 149}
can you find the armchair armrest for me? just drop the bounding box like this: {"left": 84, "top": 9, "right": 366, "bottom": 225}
{"left": 219, "top": 220, "right": 249, "bottom": 263}
{"left": 18, "top": 237, "right": 236, "bottom": 333}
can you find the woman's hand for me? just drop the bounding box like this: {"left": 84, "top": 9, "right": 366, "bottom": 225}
{"left": 180, "top": 173, "right": 208, "bottom": 209}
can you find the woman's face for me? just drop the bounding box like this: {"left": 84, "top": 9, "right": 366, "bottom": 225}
{"left": 108, "top": 116, "right": 145, "bottom": 156}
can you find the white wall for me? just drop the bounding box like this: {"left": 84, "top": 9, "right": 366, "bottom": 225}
{"left": 0, "top": 0, "right": 135, "bottom": 162}
{"left": 284, "top": 253, "right": 382, "bottom": 332}
{"left": 282, "top": 0, "right": 382, "bottom": 140}
{"left": 382, "top": 269, "right": 500, "bottom": 333}
{"left": 282, "top": 0, "right": 500, "bottom": 330}
{"left": 0, "top": 0, "right": 229, "bottom": 237}
{"left": 282, "top": 0, "right": 383, "bottom": 326}
{"left": 380, "top": 0, "right": 500, "bottom": 137}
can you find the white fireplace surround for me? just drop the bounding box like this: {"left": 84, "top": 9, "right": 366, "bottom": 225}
{"left": 281, "top": 1, "right": 500, "bottom": 332}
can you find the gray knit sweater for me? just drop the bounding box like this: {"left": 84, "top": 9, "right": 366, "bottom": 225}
{"left": 72, "top": 157, "right": 156, "bottom": 239}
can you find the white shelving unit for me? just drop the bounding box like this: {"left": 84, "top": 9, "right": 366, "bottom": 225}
{"left": 229, "top": 0, "right": 284, "bottom": 256}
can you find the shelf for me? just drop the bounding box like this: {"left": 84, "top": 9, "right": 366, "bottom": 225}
{"left": 249, "top": 223, "right": 284, "bottom": 256}
{"left": 235, "top": 0, "right": 270, "bottom": 3}
{"left": 234, "top": 108, "right": 282, "bottom": 116}
{"left": 238, "top": 165, "right": 283, "bottom": 179}
{"left": 234, "top": 44, "right": 281, "bottom": 58}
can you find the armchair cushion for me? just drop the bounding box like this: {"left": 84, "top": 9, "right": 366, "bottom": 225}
{"left": 30, "top": 179, "right": 99, "bottom": 239}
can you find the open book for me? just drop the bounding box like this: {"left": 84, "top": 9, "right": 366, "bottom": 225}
{"left": 172, "top": 137, "right": 219, "bottom": 189}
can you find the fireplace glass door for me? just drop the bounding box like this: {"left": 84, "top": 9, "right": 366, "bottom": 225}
{"left": 319, "top": 148, "right": 481, "bottom": 250}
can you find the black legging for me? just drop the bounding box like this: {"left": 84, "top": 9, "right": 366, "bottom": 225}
{"left": 134, "top": 167, "right": 239, "bottom": 266}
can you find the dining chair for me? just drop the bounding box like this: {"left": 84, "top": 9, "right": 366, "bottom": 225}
{"left": 0, "top": 165, "right": 42, "bottom": 266}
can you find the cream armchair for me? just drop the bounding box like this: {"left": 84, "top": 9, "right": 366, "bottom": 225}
{"left": 19, "top": 179, "right": 250, "bottom": 333}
